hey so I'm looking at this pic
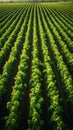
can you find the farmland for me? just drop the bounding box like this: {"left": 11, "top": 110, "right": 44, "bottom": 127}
{"left": 0, "top": 2, "right": 73, "bottom": 130}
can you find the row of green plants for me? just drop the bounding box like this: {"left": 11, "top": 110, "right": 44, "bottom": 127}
{"left": 0, "top": 6, "right": 30, "bottom": 68}
{"left": 0, "top": 6, "right": 16, "bottom": 23}
{"left": 5, "top": 7, "right": 33, "bottom": 130}
{"left": 60, "top": 7, "right": 73, "bottom": 18}
{"left": 0, "top": 11, "right": 10, "bottom": 20}
{"left": 45, "top": 7, "right": 73, "bottom": 50}
{"left": 46, "top": 7, "right": 73, "bottom": 41}
{"left": 51, "top": 43, "right": 73, "bottom": 106}
{"left": 0, "top": 6, "right": 31, "bottom": 103}
{"left": 51, "top": 8, "right": 73, "bottom": 32}
{"left": 64, "top": 9, "right": 73, "bottom": 18}
{"left": 38, "top": 6, "right": 65, "bottom": 130}
{"left": 56, "top": 8, "right": 73, "bottom": 39}
{"left": 0, "top": 3, "right": 24, "bottom": 17}
{"left": 0, "top": 9, "right": 14, "bottom": 26}
{"left": 40, "top": 6, "right": 73, "bottom": 107}
{"left": 0, "top": 8, "right": 22, "bottom": 37}
{"left": 28, "top": 7, "right": 44, "bottom": 130}
{"left": 0, "top": 7, "right": 20, "bottom": 30}
{"left": 54, "top": 10, "right": 73, "bottom": 41}
{"left": 42, "top": 7, "right": 73, "bottom": 71}
{"left": 0, "top": 7, "right": 25, "bottom": 48}
{"left": 0, "top": 5, "right": 28, "bottom": 30}
{"left": 54, "top": 9, "right": 73, "bottom": 26}
{"left": 0, "top": 4, "right": 25, "bottom": 21}
{"left": 0, "top": 4, "right": 73, "bottom": 129}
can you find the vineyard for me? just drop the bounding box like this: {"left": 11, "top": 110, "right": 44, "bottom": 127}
{"left": 0, "top": 2, "right": 73, "bottom": 130}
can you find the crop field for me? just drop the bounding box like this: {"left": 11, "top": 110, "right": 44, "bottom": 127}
{"left": 0, "top": 2, "right": 73, "bottom": 130}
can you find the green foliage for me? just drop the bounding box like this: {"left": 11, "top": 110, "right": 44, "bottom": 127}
{"left": 28, "top": 7, "right": 44, "bottom": 130}
{"left": 0, "top": 3, "right": 73, "bottom": 130}
{"left": 5, "top": 5, "right": 33, "bottom": 130}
